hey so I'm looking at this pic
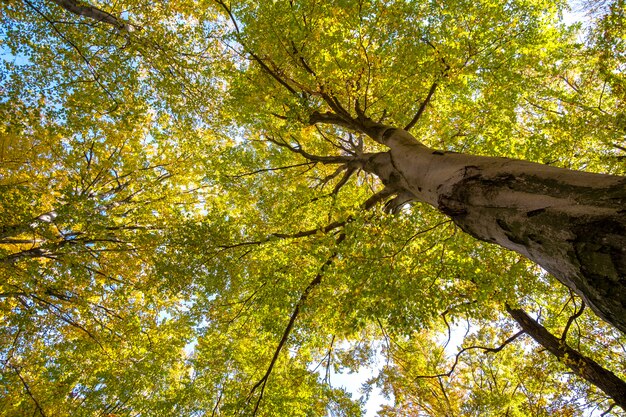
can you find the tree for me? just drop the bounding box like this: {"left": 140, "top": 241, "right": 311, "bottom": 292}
{"left": 1, "top": 0, "right": 625, "bottom": 415}
{"left": 375, "top": 287, "right": 626, "bottom": 416}
{"left": 215, "top": 0, "right": 626, "bottom": 333}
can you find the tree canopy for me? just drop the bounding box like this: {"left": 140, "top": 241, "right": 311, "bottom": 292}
{"left": 1, "top": 0, "right": 625, "bottom": 416}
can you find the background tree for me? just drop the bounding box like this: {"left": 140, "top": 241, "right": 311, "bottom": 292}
{"left": 1, "top": 0, "right": 625, "bottom": 416}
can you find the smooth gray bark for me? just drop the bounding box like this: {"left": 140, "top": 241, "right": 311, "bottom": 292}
{"left": 49, "top": 0, "right": 136, "bottom": 31}
{"left": 363, "top": 128, "right": 626, "bottom": 333}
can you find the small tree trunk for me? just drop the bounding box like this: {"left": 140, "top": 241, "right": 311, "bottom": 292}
{"left": 364, "top": 128, "right": 626, "bottom": 332}
{"left": 507, "top": 305, "right": 626, "bottom": 410}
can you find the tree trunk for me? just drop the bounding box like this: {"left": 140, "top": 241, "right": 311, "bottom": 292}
{"left": 507, "top": 305, "right": 626, "bottom": 410}
{"left": 363, "top": 128, "right": 626, "bottom": 333}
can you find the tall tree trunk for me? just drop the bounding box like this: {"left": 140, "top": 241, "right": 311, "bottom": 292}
{"left": 362, "top": 127, "right": 626, "bottom": 333}
{"left": 507, "top": 305, "right": 626, "bottom": 410}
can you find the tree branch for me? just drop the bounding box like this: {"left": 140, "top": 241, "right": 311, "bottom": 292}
{"left": 246, "top": 233, "right": 346, "bottom": 415}
{"left": 600, "top": 403, "right": 617, "bottom": 416}
{"left": 217, "top": 184, "right": 396, "bottom": 254}
{"left": 265, "top": 135, "right": 357, "bottom": 164}
{"left": 228, "top": 161, "right": 316, "bottom": 178}
{"left": 309, "top": 111, "right": 358, "bottom": 131}
{"left": 561, "top": 299, "right": 585, "bottom": 342}
{"left": 506, "top": 304, "right": 626, "bottom": 410}
{"left": 48, "top": 0, "right": 137, "bottom": 31}
{"left": 325, "top": 339, "right": 335, "bottom": 384}
{"left": 12, "top": 365, "right": 48, "bottom": 417}
{"left": 404, "top": 81, "right": 439, "bottom": 131}
{"left": 415, "top": 330, "right": 525, "bottom": 380}
{"left": 215, "top": 0, "right": 300, "bottom": 97}
{"left": 25, "top": 0, "right": 119, "bottom": 112}
{"left": 217, "top": 220, "right": 347, "bottom": 251}
{"left": 290, "top": 40, "right": 317, "bottom": 77}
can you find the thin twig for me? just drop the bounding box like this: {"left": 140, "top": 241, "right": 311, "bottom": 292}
{"left": 414, "top": 330, "right": 525, "bottom": 380}
{"left": 228, "top": 162, "right": 316, "bottom": 178}
{"left": 561, "top": 299, "right": 585, "bottom": 342}
{"left": 404, "top": 81, "right": 439, "bottom": 131}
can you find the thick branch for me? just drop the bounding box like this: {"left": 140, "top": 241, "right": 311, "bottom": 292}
{"left": 309, "top": 111, "right": 358, "bottom": 131}
{"left": 506, "top": 305, "right": 626, "bottom": 410}
{"left": 48, "top": 0, "right": 136, "bottom": 31}
{"left": 309, "top": 111, "right": 393, "bottom": 144}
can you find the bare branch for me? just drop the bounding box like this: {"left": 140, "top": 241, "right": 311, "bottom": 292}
{"left": 561, "top": 299, "right": 585, "bottom": 343}
{"left": 415, "top": 330, "right": 525, "bottom": 380}
{"left": 228, "top": 162, "right": 316, "bottom": 178}
{"left": 404, "top": 81, "right": 439, "bottom": 131}
{"left": 266, "top": 135, "right": 357, "bottom": 164}
{"left": 48, "top": 0, "right": 138, "bottom": 31}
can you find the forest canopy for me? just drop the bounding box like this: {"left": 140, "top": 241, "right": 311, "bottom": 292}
{"left": 1, "top": 0, "right": 625, "bottom": 416}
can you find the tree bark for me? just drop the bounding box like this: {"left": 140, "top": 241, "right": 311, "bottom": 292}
{"left": 39, "top": 0, "right": 626, "bottom": 334}
{"left": 49, "top": 0, "right": 135, "bottom": 31}
{"left": 361, "top": 127, "right": 626, "bottom": 333}
{"left": 507, "top": 305, "right": 626, "bottom": 410}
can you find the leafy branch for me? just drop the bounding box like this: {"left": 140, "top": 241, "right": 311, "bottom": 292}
{"left": 11, "top": 365, "right": 48, "bottom": 417}
{"left": 24, "top": 0, "right": 120, "bottom": 112}
{"left": 217, "top": 186, "right": 394, "bottom": 252}
{"left": 245, "top": 233, "right": 346, "bottom": 416}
